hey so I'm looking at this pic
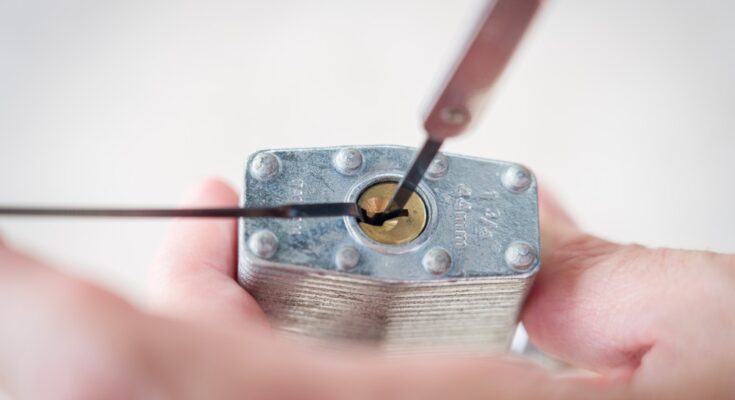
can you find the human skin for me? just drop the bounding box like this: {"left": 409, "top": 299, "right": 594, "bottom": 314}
{"left": 0, "top": 178, "right": 733, "bottom": 399}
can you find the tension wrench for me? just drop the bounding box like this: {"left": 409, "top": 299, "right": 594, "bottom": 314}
{"left": 385, "top": 0, "right": 540, "bottom": 215}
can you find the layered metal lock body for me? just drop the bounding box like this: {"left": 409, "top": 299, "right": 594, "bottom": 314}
{"left": 238, "top": 145, "right": 540, "bottom": 353}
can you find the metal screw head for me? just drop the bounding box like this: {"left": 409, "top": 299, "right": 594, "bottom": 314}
{"left": 422, "top": 247, "right": 452, "bottom": 275}
{"left": 335, "top": 245, "right": 360, "bottom": 271}
{"left": 501, "top": 164, "right": 532, "bottom": 193}
{"left": 504, "top": 241, "right": 537, "bottom": 272}
{"left": 426, "top": 153, "right": 449, "bottom": 180}
{"left": 248, "top": 230, "right": 279, "bottom": 259}
{"left": 250, "top": 152, "right": 281, "bottom": 181}
{"left": 333, "top": 148, "right": 364, "bottom": 176}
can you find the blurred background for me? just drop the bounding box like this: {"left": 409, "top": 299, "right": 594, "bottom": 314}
{"left": 0, "top": 0, "right": 733, "bottom": 303}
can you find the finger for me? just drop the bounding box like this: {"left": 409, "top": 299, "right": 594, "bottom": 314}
{"left": 327, "top": 352, "right": 630, "bottom": 400}
{"left": 0, "top": 240, "right": 299, "bottom": 399}
{"left": 148, "top": 178, "right": 268, "bottom": 328}
{"left": 0, "top": 242, "right": 158, "bottom": 399}
{"left": 522, "top": 188, "right": 664, "bottom": 375}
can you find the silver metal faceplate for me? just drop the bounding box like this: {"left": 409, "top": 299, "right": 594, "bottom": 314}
{"left": 240, "top": 145, "right": 539, "bottom": 279}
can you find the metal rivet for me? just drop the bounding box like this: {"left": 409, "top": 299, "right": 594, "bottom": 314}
{"left": 439, "top": 106, "right": 470, "bottom": 126}
{"left": 426, "top": 153, "right": 449, "bottom": 180}
{"left": 248, "top": 230, "right": 279, "bottom": 259}
{"left": 501, "top": 164, "right": 532, "bottom": 193}
{"left": 333, "top": 148, "right": 364, "bottom": 176}
{"left": 504, "top": 241, "right": 537, "bottom": 271}
{"left": 335, "top": 245, "right": 360, "bottom": 271}
{"left": 250, "top": 152, "right": 281, "bottom": 181}
{"left": 422, "top": 247, "right": 452, "bottom": 275}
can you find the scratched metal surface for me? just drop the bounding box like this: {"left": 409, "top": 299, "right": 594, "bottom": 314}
{"left": 238, "top": 146, "right": 539, "bottom": 352}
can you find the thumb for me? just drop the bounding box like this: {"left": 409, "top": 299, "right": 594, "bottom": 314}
{"left": 148, "top": 178, "right": 268, "bottom": 328}
{"left": 523, "top": 189, "right": 659, "bottom": 375}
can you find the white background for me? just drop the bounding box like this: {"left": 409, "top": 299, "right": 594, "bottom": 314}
{"left": 1, "top": 0, "right": 733, "bottom": 302}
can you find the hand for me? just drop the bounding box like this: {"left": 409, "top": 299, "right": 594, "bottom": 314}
{"left": 0, "top": 179, "right": 733, "bottom": 399}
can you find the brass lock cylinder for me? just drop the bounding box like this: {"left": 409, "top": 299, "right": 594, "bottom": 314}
{"left": 356, "top": 181, "right": 427, "bottom": 245}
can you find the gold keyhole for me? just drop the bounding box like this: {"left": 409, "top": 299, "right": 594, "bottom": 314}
{"left": 357, "top": 182, "right": 427, "bottom": 245}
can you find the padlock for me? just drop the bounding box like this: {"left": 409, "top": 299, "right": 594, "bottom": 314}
{"left": 238, "top": 145, "right": 539, "bottom": 353}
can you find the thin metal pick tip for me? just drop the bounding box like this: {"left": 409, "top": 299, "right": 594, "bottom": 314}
{"left": 358, "top": 208, "right": 409, "bottom": 226}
